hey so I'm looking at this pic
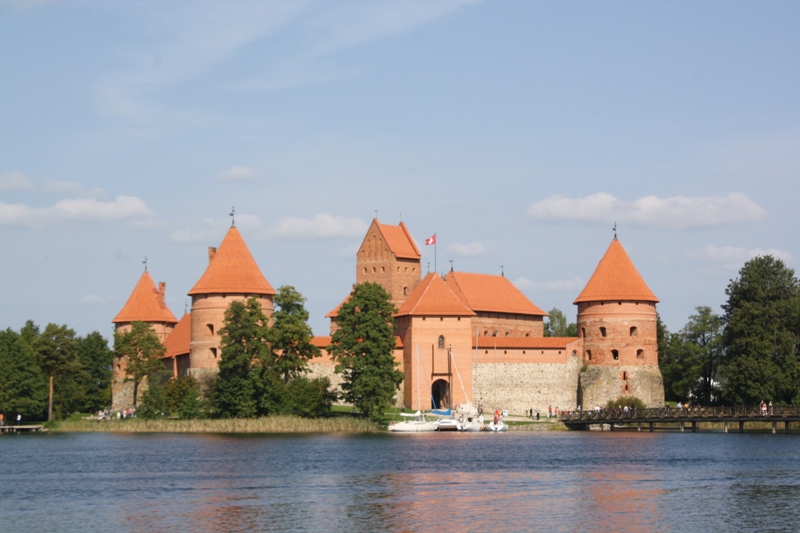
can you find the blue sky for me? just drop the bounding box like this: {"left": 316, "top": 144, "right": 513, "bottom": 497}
{"left": 2, "top": 0, "right": 799, "bottom": 338}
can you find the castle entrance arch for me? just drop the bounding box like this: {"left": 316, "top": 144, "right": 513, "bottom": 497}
{"left": 431, "top": 379, "right": 450, "bottom": 409}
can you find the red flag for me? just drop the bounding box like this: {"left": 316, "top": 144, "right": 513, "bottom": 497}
{"left": 425, "top": 234, "right": 436, "bottom": 245}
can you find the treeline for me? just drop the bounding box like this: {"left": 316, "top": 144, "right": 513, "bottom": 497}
{"left": 661, "top": 255, "right": 800, "bottom": 406}
{"left": 0, "top": 322, "right": 112, "bottom": 422}
{"left": 126, "top": 283, "right": 402, "bottom": 422}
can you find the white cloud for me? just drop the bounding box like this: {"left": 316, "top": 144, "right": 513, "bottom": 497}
{"left": 268, "top": 213, "right": 368, "bottom": 240}
{"left": 78, "top": 294, "right": 105, "bottom": 304}
{"left": 0, "top": 196, "right": 155, "bottom": 229}
{"left": 44, "top": 179, "right": 105, "bottom": 197}
{"left": 448, "top": 242, "right": 487, "bottom": 257}
{"left": 215, "top": 165, "right": 257, "bottom": 182}
{"left": 0, "top": 171, "right": 34, "bottom": 191}
{"left": 528, "top": 192, "right": 766, "bottom": 230}
{"left": 690, "top": 244, "right": 792, "bottom": 272}
{"left": 515, "top": 276, "right": 585, "bottom": 292}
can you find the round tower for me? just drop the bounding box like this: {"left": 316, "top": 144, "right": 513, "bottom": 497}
{"left": 574, "top": 238, "right": 664, "bottom": 408}
{"left": 187, "top": 226, "right": 276, "bottom": 376}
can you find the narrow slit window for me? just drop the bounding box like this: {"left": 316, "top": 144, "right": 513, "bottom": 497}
{"left": 438, "top": 335, "right": 445, "bottom": 349}
{"left": 612, "top": 349, "right": 619, "bottom": 360}
{"left": 600, "top": 327, "right": 607, "bottom": 337}
{"left": 630, "top": 326, "right": 638, "bottom": 337}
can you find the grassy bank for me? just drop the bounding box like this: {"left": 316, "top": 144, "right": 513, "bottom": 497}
{"left": 49, "top": 415, "right": 382, "bottom": 433}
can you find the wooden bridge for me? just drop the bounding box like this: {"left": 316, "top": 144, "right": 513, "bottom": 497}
{"left": 0, "top": 425, "right": 45, "bottom": 434}
{"left": 560, "top": 406, "right": 800, "bottom": 433}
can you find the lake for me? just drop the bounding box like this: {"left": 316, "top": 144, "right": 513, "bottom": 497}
{"left": 2, "top": 430, "right": 799, "bottom": 532}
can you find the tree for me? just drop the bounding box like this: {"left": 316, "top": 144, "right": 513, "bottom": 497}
{"left": 721, "top": 256, "right": 800, "bottom": 405}
{"left": 268, "top": 286, "right": 320, "bottom": 383}
{"left": 36, "top": 323, "right": 78, "bottom": 421}
{"left": 74, "top": 332, "right": 113, "bottom": 412}
{"left": 214, "top": 297, "right": 270, "bottom": 418}
{"left": 544, "top": 308, "right": 577, "bottom": 337}
{"left": 0, "top": 327, "right": 48, "bottom": 421}
{"left": 164, "top": 375, "right": 205, "bottom": 419}
{"left": 328, "top": 282, "right": 403, "bottom": 421}
{"left": 114, "top": 322, "right": 166, "bottom": 408}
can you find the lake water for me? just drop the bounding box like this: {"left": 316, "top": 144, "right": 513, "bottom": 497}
{"left": 2, "top": 430, "right": 799, "bottom": 532}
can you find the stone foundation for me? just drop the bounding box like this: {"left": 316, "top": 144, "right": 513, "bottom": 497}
{"left": 472, "top": 356, "right": 582, "bottom": 415}
{"left": 578, "top": 365, "right": 665, "bottom": 409}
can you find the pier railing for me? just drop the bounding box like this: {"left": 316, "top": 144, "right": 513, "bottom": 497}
{"left": 560, "top": 405, "right": 800, "bottom": 422}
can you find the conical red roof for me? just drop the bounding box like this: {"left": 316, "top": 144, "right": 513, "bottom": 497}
{"left": 188, "top": 226, "right": 276, "bottom": 295}
{"left": 113, "top": 271, "right": 178, "bottom": 324}
{"left": 396, "top": 273, "right": 475, "bottom": 317}
{"left": 574, "top": 239, "right": 658, "bottom": 304}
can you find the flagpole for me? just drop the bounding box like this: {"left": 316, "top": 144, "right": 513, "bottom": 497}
{"left": 435, "top": 240, "right": 437, "bottom": 274}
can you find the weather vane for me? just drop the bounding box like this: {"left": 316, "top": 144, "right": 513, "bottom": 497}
{"left": 143, "top": 255, "right": 148, "bottom": 272}
{"left": 500, "top": 265, "right": 504, "bottom": 277}
{"left": 449, "top": 259, "right": 454, "bottom": 273}
{"left": 613, "top": 222, "right": 617, "bottom": 239}
{"left": 230, "top": 206, "right": 235, "bottom": 227}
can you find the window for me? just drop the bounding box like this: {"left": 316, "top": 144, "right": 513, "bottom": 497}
{"left": 630, "top": 326, "right": 638, "bottom": 337}
{"left": 438, "top": 335, "right": 445, "bottom": 349}
{"left": 381, "top": 267, "right": 385, "bottom": 273}
{"left": 403, "top": 287, "right": 408, "bottom": 296}
{"left": 364, "top": 267, "right": 368, "bottom": 273}
{"left": 586, "top": 350, "right": 592, "bottom": 360}
{"left": 600, "top": 327, "right": 607, "bottom": 337}
{"left": 505, "top": 332, "right": 509, "bottom": 337}
{"left": 211, "top": 347, "right": 218, "bottom": 359}
{"left": 612, "top": 349, "right": 619, "bottom": 360}
{"left": 623, "top": 371, "right": 628, "bottom": 381}
{"left": 637, "top": 349, "right": 644, "bottom": 359}
{"left": 624, "top": 383, "right": 630, "bottom": 392}
{"left": 440, "top": 317, "right": 443, "bottom": 321}
{"left": 372, "top": 267, "right": 376, "bottom": 273}
{"left": 207, "top": 324, "right": 214, "bottom": 335}
{"left": 582, "top": 327, "right": 586, "bottom": 338}
{"left": 484, "top": 330, "right": 488, "bottom": 336}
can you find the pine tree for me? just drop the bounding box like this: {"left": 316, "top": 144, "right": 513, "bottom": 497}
{"left": 269, "top": 285, "right": 320, "bottom": 384}
{"left": 74, "top": 332, "right": 113, "bottom": 412}
{"left": 0, "top": 326, "right": 48, "bottom": 421}
{"left": 328, "top": 282, "right": 403, "bottom": 421}
{"left": 36, "top": 323, "right": 78, "bottom": 421}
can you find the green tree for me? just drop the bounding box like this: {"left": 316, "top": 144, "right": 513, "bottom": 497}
{"left": 215, "top": 297, "right": 270, "bottom": 418}
{"left": 164, "top": 375, "right": 205, "bottom": 419}
{"left": 138, "top": 380, "right": 168, "bottom": 419}
{"left": 285, "top": 377, "right": 336, "bottom": 418}
{"left": 269, "top": 286, "right": 321, "bottom": 383}
{"left": 328, "top": 282, "right": 403, "bottom": 421}
{"left": 114, "top": 322, "right": 167, "bottom": 408}
{"left": 721, "top": 256, "right": 800, "bottom": 405}
{"left": 543, "top": 308, "right": 577, "bottom": 337}
{"left": 36, "top": 323, "right": 78, "bottom": 421}
{"left": 74, "top": 332, "right": 113, "bottom": 412}
{"left": 0, "top": 326, "right": 48, "bottom": 421}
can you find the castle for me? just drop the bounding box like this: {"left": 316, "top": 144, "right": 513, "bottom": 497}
{"left": 111, "top": 219, "right": 665, "bottom": 412}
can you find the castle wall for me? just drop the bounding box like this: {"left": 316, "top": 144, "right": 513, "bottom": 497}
{"left": 473, "top": 355, "right": 582, "bottom": 415}
{"left": 472, "top": 313, "right": 544, "bottom": 338}
{"left": 307, "top": 347, "right": 405, "bottom": 407}
{"left": 579, "top": 365, "right": 665, "bottom": 409}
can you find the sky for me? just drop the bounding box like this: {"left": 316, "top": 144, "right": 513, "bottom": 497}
{"left": 2, "top": 0, "right": 799, "bottom": 340}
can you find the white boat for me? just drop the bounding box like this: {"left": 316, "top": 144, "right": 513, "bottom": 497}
{"left": 487, "top": 409, "right": 508, "bottom": 432}
{"left": 460, "top": 413, "right": 485, "bottom": 432}
{"left": 436, "top": 418, "right": 462, "bottom": 431}
{"left": 388, "top": 411, "right": 439, "bottom": 432}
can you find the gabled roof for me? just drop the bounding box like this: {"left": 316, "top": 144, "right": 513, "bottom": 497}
{"left": 373, "top": 220, "right": 421, "bottom": 260}
{"left": 113, "top": 271, "right": 177, "bottom": 324}
{"left": 163, "top": 313, "right": 191, "bottom": 358}
{"left": 311, "top": 335, "right": 404, "bottom": 349}
{"left": 444, "top": 272, "right": 548, "bottom": 316}
{"left": 325, "top": 295, "right": 350, "bottom": 318}
{"left": 395, "top": 273, "right": 475, "bottom": 317}
{"left": 573, "top": 239, "right": 659, "bottom": 304}
{"left": 188, "top": 226, "right": 276, "bottom": 296}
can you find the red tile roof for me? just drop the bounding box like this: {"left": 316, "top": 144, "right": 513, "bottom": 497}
{"left": 113, "top": 271, "right": 178, "bottom": 324}
{"left": 395, "top": 273, "right": 475, "bottom": 317}
{"left": 474, "top": 336, "right": 579, "bottom": 350}
{"left": 188, "top": 226, "right": 276, "bottom": 296}
{"left": 376, "top": 220, "right": 420, "bottom": 260}
{"left": 325, "top": 295, "right": 350, "bottom": 318}
{"left": 163, "top": 313, "right": 191, "bottom": 358}
{"left": 573, "top": 239, "right": 659, "bottom": 304}
{"left": 444, "top": 272, "right": 547, "bottom": 316}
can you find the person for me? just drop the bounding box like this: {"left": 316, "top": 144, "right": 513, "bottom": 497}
{"left": 0, "top": 413, "right": 4, "bottom": 426}
{"left": 769, "top": 401, "right": 774, "bottom": 415}
{"left": 536, "top": 409, "right": 540, "bottom": 420}
{"left": 761, "top": 401, "right": 767, "bottom": 416}
{"left": 548, "top": 405, "right": 552, "bottom": 418}
{"left": 17, "top": 414, "right": 21, "bottom": 425}
{"left": 493, "top": 409, "right": 501, "bottom": 425}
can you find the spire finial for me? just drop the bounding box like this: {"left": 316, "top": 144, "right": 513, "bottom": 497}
{"left": 613, "top": 222, "right": 617, "bottom": 240}
{"left": 143, "top": 255, "right": 148, "bottom": 272}
{"left": 230, "top": 206, "right": 235, "bottom": 227}
{"left": 427, "top": 261, "right": 430, "bottom": 274}
{"left": 500, "top": 265, "right": 504, "bottom": 277}
{"left": 449, "top": 259, "right": 454, "bottom": 273}
{"left": 184, "top": 301, "right": 188, "bottom": 315}
{"left": 374, "top": 209, "right": 378, "bottom": 220}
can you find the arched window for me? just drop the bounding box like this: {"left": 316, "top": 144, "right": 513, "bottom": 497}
{"left": 612, "top": 349, "right": 619, "bottom": 360}
{"left": 600, "top": 327, "right": 607, "bottom": 337}
{"left": 403, "top": 287, "right": 408, "bottom": 296}
{"left": 586, "top": 350, "right": 592, "bottom": 361}
{"left": 637, "top": 349, "right": 644, "bottom": 359}
{"left": 582, "top": 327, "right": 586, "bottom": 338}
{"left": 211, "top": 347, "right": 218, "bottom": 359}
{"left": 623, "top": 371, "right": 629, "bottom": 381}
{"left": 207, "top": 323, "right": 214, "bottom": 335}
{"left": 630, "top": 326, "right": 638, "bottom": 337}
{"left": 438, "top": 335, "right": 445, "bottom": 349}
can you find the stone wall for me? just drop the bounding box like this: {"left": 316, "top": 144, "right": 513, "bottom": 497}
{"left": 307, "top": 362, "right": 404, "bottom": 408}
{"left": 472, "top": 355, "right": 582, "bottom": 415}
{"left": 578, "top": 365, "right": 665, "bottom": 409}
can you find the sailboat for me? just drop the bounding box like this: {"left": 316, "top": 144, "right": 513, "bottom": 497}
{"left": 450, "top": 345, "right": 484, "bottom": 432}
{"left": 483, "top": 329, "right": 507, "bottom": 432}
{"left": 388, "top": 346, "right": 439, "bottom": 432}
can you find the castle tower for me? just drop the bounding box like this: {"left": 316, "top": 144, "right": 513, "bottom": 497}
{"left": 395, "top": 272, "right": 475, "bottom": 410}
{"left": 356, "top": 219, "right": 421, "bottom": 309}
{"left": 574, "top": 238, "right": 665, "bottom": 408}
{"left": 187, "top": 226, "right": 276, "bottom": 375}
{"left": 111, "top": 270, "right": 178, "bottom": 408}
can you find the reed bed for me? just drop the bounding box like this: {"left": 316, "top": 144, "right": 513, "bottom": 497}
{"left": 52, "top": 416, "right": 381, "bottom": 433}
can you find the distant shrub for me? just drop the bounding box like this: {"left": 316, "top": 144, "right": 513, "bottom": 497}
{"left": 606, "top": 396, "right": 647, "bottom": 411}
